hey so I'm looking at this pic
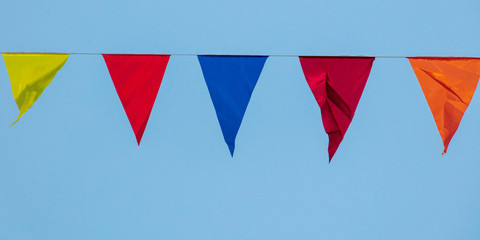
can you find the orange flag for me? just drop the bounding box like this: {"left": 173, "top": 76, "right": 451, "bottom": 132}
{"left": 408, "top": 57, "right": 480, "bottom": 154}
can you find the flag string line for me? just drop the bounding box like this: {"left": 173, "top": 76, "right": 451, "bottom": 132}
{"left": 1, "top": 52, "right": 479, "bottom": 58}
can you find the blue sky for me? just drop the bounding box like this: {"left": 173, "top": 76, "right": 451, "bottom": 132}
{"left": 1, "top": 0, "right": 480, "bottom": 239}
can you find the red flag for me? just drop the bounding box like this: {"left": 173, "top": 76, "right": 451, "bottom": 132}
{"left": 103, "top": 54, "right": 170, "bottom": 145}
{"left": 299, "top": 57, "right": 375, "bottom": 161}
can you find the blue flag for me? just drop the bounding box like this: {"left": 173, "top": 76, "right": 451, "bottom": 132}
{"left": 198, "top": 55, "right": 268, "bottom": 156}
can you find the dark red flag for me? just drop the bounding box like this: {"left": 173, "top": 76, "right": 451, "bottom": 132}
{"left": 299, "top": 57, "right": 374, "bottom": 161}
{"left": 103, "top": 54, "right": 170, "bottom": 145}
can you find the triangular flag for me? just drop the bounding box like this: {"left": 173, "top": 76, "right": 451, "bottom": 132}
{"left": 299, "top": 57, "right": 375, "bottom": 162}
{"left": 408, "top": 57, "right": 480, "bottom": 154}
{"left": 198, "top": 55, "right": 268, "bottom": 156}
{"left": 103, "top": 54, "right": 170, "bottom": 145}
{"left": 2, "top": 53, "right": 69, "bottom": 125}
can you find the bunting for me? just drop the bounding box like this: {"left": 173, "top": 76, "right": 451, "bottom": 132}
{"left": 299, "top": 57, "right": 375, "bottom": 161}
{"left": 198, "top": 55, "right": 268, "bottom": 155}
{"left": 408, "top": 57, "right": 480, "bottom": 154}
{"left": 2, "top": 52, "right": 480, "bottom": 160}
{"left": 2, "top": 53, "right": 69, "bottom": 125}
{"left": 103, "top": 54, "right": 170, "bottom": 145}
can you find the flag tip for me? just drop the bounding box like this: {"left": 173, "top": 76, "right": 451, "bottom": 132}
{"left": 442, "top": 146, "right": 448, "bottom": 155}
{"left": 328, "top": 153, "right": 334, "bottom": 163}
{"left": 228, "top": 144, "right": 235, "bottom": 157}
{"left": 10, "top": 115, "right": 22, "bottom": 127}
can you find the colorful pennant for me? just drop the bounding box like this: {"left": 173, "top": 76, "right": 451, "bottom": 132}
{"left": 408, "top": 57, "right": 480, "bottom": 154}
{"left": 299, "top": 57, "right": 375, "bottom": 161}
{"left": 103, "top": 54, "right": 170, "bottom": 145}
{"left": 198, "top": 55, "right": 268, "bottom": 156}
{"left": 2, "top": 53, "right": 69, "bottom": 125}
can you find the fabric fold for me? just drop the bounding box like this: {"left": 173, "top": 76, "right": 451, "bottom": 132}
{"left": 2, "top": 53, "right": 69, "bottom": 125}
{"left": 299, "top": 57, "right": 375, "bottom": 162}
{"left": 408, "top": 57, "right": 480, "bottom": 154}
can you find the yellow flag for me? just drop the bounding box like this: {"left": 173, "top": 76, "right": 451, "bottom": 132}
{"left": 2, "top": 53, "right": 69, "bottom": 125}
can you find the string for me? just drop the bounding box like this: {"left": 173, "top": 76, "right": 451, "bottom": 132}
{"left": 0, "top": 52, "right": 479, "bottom": 58}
